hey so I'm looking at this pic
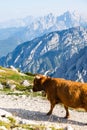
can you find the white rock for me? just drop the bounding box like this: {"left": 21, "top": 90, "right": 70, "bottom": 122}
{"left": 10, "top": 65, "right": 18, "bottom": 72}
{"left": 21, "top": 80, "right": 30, "bottom": 87}
{"left": 0, "top": 116, "right": 10, "bottom": 123}
{"left": 65, "top": 125, "right": 74, "bottom": 130}
{"left": 0, "top": 109, "right": 12, "bottom": 117}
{"left": 0, "top": 126, "right": 8, "bottom": 130}
{"left": 0, "top": 69, "right": 5, "bottom": 72}
{"left": 6, "top": 80, "right": 16, "bottom": 90}
{"left": 0, "top": 83, "right": 4, "bottom": 90}
{"left": 10, "top": 84, "right": 16, "bottom": 90}
{"left": 46, "top": 128, "right": 52, "bottom": 130}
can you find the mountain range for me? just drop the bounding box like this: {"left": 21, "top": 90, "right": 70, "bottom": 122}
{"left": 0, "top": 11, "right": 87, "bottom": 57}
{"left": 0, "top": 26, "right": 87, "bottom": 81}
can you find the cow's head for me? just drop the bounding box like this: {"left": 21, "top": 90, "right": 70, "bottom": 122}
{"left": 33, "top": 74, "right": 47, "bottom": 92}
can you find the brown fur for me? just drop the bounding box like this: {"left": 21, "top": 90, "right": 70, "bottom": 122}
{"left": 33, "top": 74, "right": 87, "bottom": 118}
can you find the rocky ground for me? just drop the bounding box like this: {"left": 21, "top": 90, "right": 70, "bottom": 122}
{"left": 0, "top": 94, "right": 87, "bottom": 130}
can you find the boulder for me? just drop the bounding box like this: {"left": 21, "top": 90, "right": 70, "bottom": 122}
{"left": 0, "top": 83, "right": 4, "bottom": 90}
{"left": 6, "top": 80, "right": 16, "bottom": 90}
{"left": 21, "top": 80, "right": 30, "bottom": 87}
{"left": 65, "top": 125, "right": 74, "bottom": 130}
{"left": 10, "top": 65, "right": 18, "bottom": 73}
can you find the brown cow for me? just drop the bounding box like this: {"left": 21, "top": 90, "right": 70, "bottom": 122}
{"left": 33, "top": 74, "right": 87, "bottom": 118}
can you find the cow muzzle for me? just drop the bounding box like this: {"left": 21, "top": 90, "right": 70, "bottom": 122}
{"left": 33, "top": 87, "right": 38, "bottom": 92}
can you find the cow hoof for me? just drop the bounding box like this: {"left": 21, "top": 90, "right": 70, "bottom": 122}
{"left": 46, "top": 112, "right": 52, "bottom": 116}
{"left": 64, "top": 115, "right": 69, "bottom": 119}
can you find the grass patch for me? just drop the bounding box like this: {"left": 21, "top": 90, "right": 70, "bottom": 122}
{"left": 7, "top": 116, "right": 16, "bottom": 124}
{"left": 0, "top": 121, "right": 11, "bottom": 129}
{"left": 0, "top": 120, "right": 64, "bottom": 130}
{"left": 0, "top": 66, "right": 34, "bottom": 84}
{"left": 0, "top": 66, "right": 35, "bottom": 94}
{"left": 6, "top": 91, "right": 43, "bottom": 97}
{"left": 16, "top": 84, "right": 32, "bottom": 91}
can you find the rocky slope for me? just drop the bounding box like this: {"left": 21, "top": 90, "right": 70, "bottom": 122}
{"left": 0, "top": 26, "right": 87, "bottom": 81}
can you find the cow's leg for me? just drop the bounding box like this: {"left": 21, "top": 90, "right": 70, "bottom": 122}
{"left": 47, "top": 102, "right": 55, "bottom": 115}
{"left": 64, "top": 105, "right": 69, "bottom": 118}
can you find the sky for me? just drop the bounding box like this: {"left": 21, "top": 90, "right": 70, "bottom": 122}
{"left": 0, "top": 0, "right": 87, "bottom": 22}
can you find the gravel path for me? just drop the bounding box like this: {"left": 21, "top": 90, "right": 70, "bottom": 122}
{"left": 0, "top": 94, "right": 87, "bottom": 130}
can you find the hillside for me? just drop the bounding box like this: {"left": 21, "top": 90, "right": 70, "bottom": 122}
{"left": 0, "top": 66, "right": 34, "bottom": 94}
{"left": 0, "top": 26, "right": 87, "bottom": 81}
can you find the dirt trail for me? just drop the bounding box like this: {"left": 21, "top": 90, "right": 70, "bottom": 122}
{"left": 0, "top": 94, "right": 87, "bottom": 130}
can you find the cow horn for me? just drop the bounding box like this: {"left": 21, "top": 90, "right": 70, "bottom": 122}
{"left": 44, "top": 70, "right": 51, "bottom": 76}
